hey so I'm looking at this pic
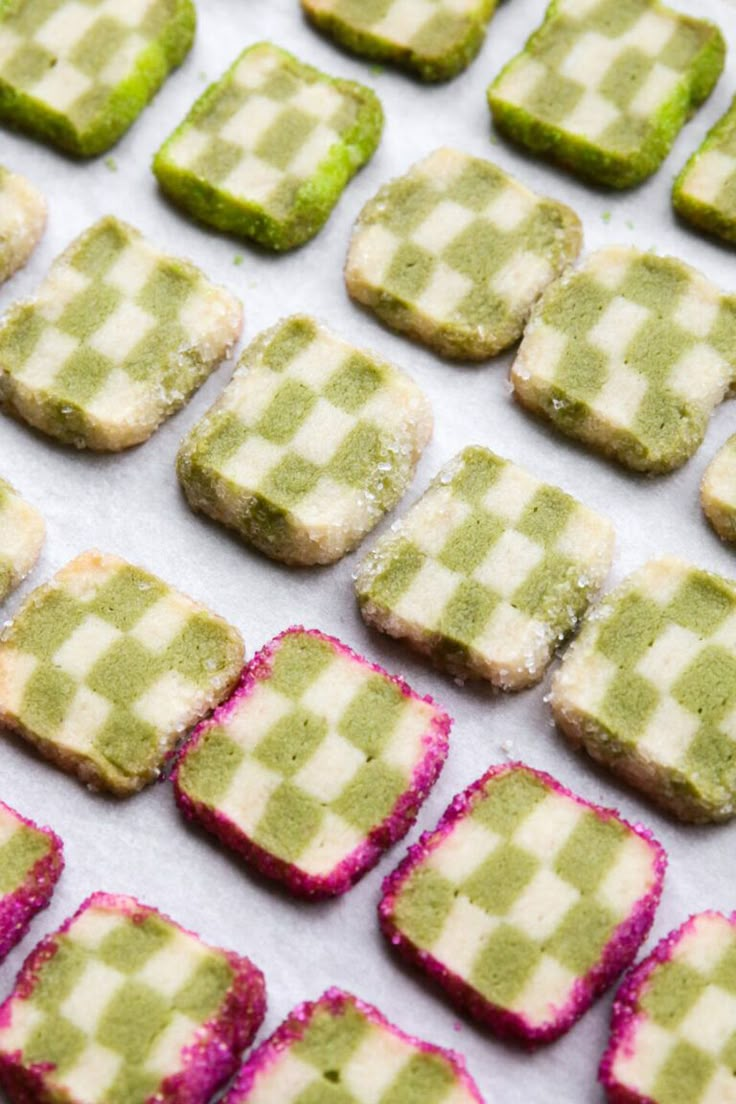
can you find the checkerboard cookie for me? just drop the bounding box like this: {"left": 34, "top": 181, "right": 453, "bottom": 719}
{"left": 355, "top": 446, "right": 614, "bottom": 689}
{"left": 0, "top": 167, "right": 45, "bottom": 285}
{"left": 0, "top": 892, "right": 266, "bottom": 1104}
{"left": 0, "top": 801, "right": 63, "bottom": 963}
{"left": 226, "top": 988, "right": 484, "bottom": 1104}
{"left": 511, "top": 247, "right": 736, "bottom": 473}
{"left": 0, "top": 550, "right": 245, "bottom": 796}
{"left": 702, "top": 435, "right": 736, "bottom": 544}
{"left": 0, "top": 216, "right": 242, "bottom": 451}
{"left": 552, "top": 557, "right": 736, "bottom": 822}
{"left": 0, "top": 0, "right": 195, "bottom": 156}
{"left": 153, "top": 42, "right": 383, "bottom": 251}
{"left": 674, "top": 95, "right": 736, "bottom": 245}
{"left": 0, "top": 477, "right": 44, "bottom": 605}
{"left": 174, "top": 627, "right": 450, "bottom": 898}
{"left": 380, "top": 763, "right": 666, "bottom": 1045}
{"left": 600, "top": 911, "right": 736, "bottom": 1103}
{"left": 345, "top": 147, "right": 582, "bottom": 360}
{"left": 487, "top": 0, "right": 725, "bottom": 189}
{"left": 177, "top": 316, "right": 433, "bottom": 566}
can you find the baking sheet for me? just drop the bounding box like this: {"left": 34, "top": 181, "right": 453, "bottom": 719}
{"left": 2, "top": 0, "right": 736, "bottom": 1098}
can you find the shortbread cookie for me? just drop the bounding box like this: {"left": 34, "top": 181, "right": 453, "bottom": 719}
{"left": 380, "top": 763, "right": 666, "bottom": 1045}
{"left": 0, "top": 216, "right": 242, "bottom": 451}
{"left": 0, "top": 550, "right": 244, "bottom": 796}
{"left": 355, "top": 446, "right": 614, "bottom": 689}
{"left": 0, "top": 0, "right": 195, "bottom": 156}
{"left": 553, "top": 557, "right": 736, "bottom": 822}
{"left": 226, "top": 987, "right": 484, "bottom": 1104}
{"left": 302, "top": 0, "right": 498, "bottom": 82}
{"left": 512, "top": 247, "right": 736, "bottom": 473}
{"left": 0, "top": 801, "right": 63, "bottom": 962}
{"left": 175, "top": 627, "right": 450, "bottom": 897}
{"left": 702, "top": 435, "right": 736, "bottom": 543}
{"left": 153, "top": 42, "right": 383, "bottom": 251}
{"left": 674, "top": 95, "right": 736, "bottom": 244}
{"left": 0, "top": 477, "right": 44, "bottom": 604}
{"left": 345, "top": 147, "right": 582, "bottom": 360}
{"left": 600, "top": 911, "right": 736, "bottom": 1103}
{"left": 177, "top": 316, "right": 433, "bottom": 566}
{"left": 0, "top": 891, "right": 266, "bottom": 1104}
{"left": 488, "top": 0, "right": 725, "bottom": 189}
{"left": 0, "top": 167, "right": 45, "bottom": 284}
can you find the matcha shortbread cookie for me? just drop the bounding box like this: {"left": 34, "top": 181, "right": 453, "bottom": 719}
{"left": 225, "top": 988, "right": 484, "bottom": 1104}
{"left": 702, "top": 434, "right": 736, "bottom": 544}
{"left": 355, "top": 446, "right": 614, "bottom": 689}
{"left": 512, "top": 247, "right": 736, "bottom": 473}
{"left": 487, "top": 0, "right": 725, "bottom": 189}
{"left": 380, "top": 763, "right": 666, "bottom": 1045}
{"left": 175, "top": 627, "right": 451, "bottom": 898}
{"left": 674, "top": 95, "right": 736, "bottom": 245}
{"left": 345, "top": 147, "right": 582, "bottom": 360}
{"left": 177, "top": 315, "right": 433, "bottom": 566}
{"left": 0, "top": 0, "right": 195, "bottom": 157}
{"left": 0, "top": 477, "right": 44, "bottom": 605}
{"left": 0, "top": 892, "right": 266, "bottom": 1104}
{"left": 552, "top": 557, "right": 736, "bottom": 822}
{"left": 0, "top": 166, "right": 45, "bottom": 284}
{"left": 153, "top": 42, "right": 383, "bottom": 251}
{"left": 600, "top": 911, "right": 736, "bottom": 1103}
{"left": 0, "top": 216, "right": 243, "bottom": 451}
{"left": 0, "top": 800, "right": 63, "bottom": 962}
{"left": 0, "top": 550, "right": 245, "bottom": 796}
{"left": 302, "top": 0, "right": 498, "bottom": 83}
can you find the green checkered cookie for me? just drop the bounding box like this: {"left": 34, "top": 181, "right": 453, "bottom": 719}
{"left": 702, "top": 435, "right": 736, "bottom": 545}
{"left": 0, "top": 0, "right": 195, "bottom": 157}
{"left": 674, "top": 95, "right": 736, "bottom": 245}
{"left": 0, "top": 216, "right": 243, "bottom": 451}
{"left": 0, "top": 476, "right": 44, "bottom": 604}
{"left": 355, "top": 446, "right": 614, "bottom": 689}
{"left": 301, "top": 0, "right": 498, "bottom": 82}
{"left": 345, "top": 147, "right": 582, "bottom": 361}
{"left": 511, "top": 247, "right": 736, "bottom": 474}
{"left": 177, "top": 315, "right": 433, "bottom": 566}
{"left": 153, "top": 42, "right": 383, "bottom": 251}
{"left": 488, "top": 0, "right": 725, "bottom": 189}
{"left": 0, "top": 550, "right": 245, "bottom": 796}
{"left": 0, "top": 165, "right": 45, "bottom": 284}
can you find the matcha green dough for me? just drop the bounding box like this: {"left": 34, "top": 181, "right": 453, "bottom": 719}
{"left": 153, "top": 42, "right": 383, "bottom": 251}
{"left": 0, "top": 476, "right": 44, "bottom": 604}
{"left": 488, "top": 0, "right": 725, "bottom": 189}
{"left": 702, "top": 435, "right": 736, "bottom": 545}
{"left": 674, "top": 95, "right": 736, "bottom": 244}
{"left": 0, "top": 165, "right": 45, "bottom": 284}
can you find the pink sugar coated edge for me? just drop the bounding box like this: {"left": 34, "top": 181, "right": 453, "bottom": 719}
{"left": 0, "top": 891, "right": 267, "bottom": 1104}
{"left": 0, "top": 800, "right": 63, "bottom": 965}
{"left": 598, "top": 910, "right": 736, "bottom": 1103}
{"left": 172, "top": 626, "right": 452, "bottom": 899}
{"left": 224, "top": 986, "right": 485, "bottom": 1103}
{"left": 379, "top": 761, "right": 668, "bottom": 1048}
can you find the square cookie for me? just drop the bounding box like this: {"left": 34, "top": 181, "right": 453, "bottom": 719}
{"left": 0, "top": 892, "right": 266, "bottom": 1104}
{"left": 0, "top": 216, "right": 242, "bottom": 451}
{"left": 0, "top": 800, "right": 63, "bottom": 963}
{"left": 355, "top": 446, "right": 614, "bottom": 689}
{"left": 511, "top": 247, "right": 736, "bottom": 473}
{"left": 177, "top": 315, "right": 433, "bottom": 566}
{"left": 345, "top": 147, "right": 582, "bottom": 360}
{"left": 0, "top": 477, "right": 44, "bottom": 605}
{"left": 600, "top": 912, "right": 736, "bottom": 1104}
{"left": 225, "top": 987, "right": 484, "bottom": 1104}
{"left": 674, "top": 95, "right": 736, "bottom": 245}
{"left": 380, "top": 763, "right": 666, "bottom": 1045}
{"left": 487, "top": 0, "right": 725, "bottom": 188}
{"left": 0, "top": 0, "right": 195, "bottom": 156}
{"left": 0, "top": 166, "right": 45, "bottom": 284}
{"left": 153, "top": 42, "right": 383, "bottom": 251}
{"left": 174, "top": 627, "right": 451, "bottom": 898}
{"left": 0, "top": 550, "right": 245, "bottom": 796}
{"left": 702, "top": 434, "right": 736, "bottom": 544}
{"left": 552, "top": 557, "right": 736, "bottom": 822}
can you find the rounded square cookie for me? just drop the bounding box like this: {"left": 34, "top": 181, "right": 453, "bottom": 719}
{"left": 674, "top": 95, "right": 736, "bottom": 245}
{"left": 0, "top": 166, "right": 45, "bottom": 284}
{"left": 0, "top": 476, "right": 44, "bottom": 605}
{"left": 0, "top": 800, "right": 63, "bottom": 963}
{"left": 702, "top": 434, "right": 736, "bottom": 544}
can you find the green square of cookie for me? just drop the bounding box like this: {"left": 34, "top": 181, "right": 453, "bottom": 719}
{"left": 702, "top": 435, "right": 736, "bottom": 545}
{"left": 674, "top": 95, "right": 736, "bottom": 245}
{"left": 0, "top": 476, "right": 44, "bottom": 605}
{"left": 0, "top": 166, "right": 45, "bottom": 284}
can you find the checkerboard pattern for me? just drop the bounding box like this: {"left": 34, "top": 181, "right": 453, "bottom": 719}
{"left": 177, "top": 315, "right": 433, "bottom": 566}
{"left": 0, "top": 893, "right": 266, "bottom": 1104}
{"left": 601, "top": 912, "right": 736, "bottom": 1104}
{"left": 345, "top": 147, "right": 582, "bottom": 360}
{"left": 702, "top": 435, "right": 736, "bottom": 544}
{"left": 674, "top": 95, "right": 736, "bottom": 245}
{"left": 511, "top": 247, "right": 736, "bottom": 473}
{"left": 0, "top": 216, "right": 242, "bottom": 451}
{"left": 175, "top": 628, "right": 450, "bottom": 897}
{"left": 0, "top": 0, "right": 195, "bottom": 156}
{"left": 153, "top": 42, "right": 383, "bottom": 251}
{"left": 355, "top": 446, "right": 614, "bottom": 689}
{"left": 380, "top": 764, "right": 664, "bottom": 1044}
{"left": 0, "top": 166, "right": 45, "bottom": 284}
{"left": 0, "top": 800, "right": 63, "bottom": 962}
{"left": 552, "top": 557, "right": 736, "bottom": 822}
{"left": 0, "top": 550, "right": 244, "bottom": 796}
{"left": 488, "top": 0, "right": 725, "bottom": 188}
{"left": 0, "top": 476, "right": 44, "bottom": 605}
